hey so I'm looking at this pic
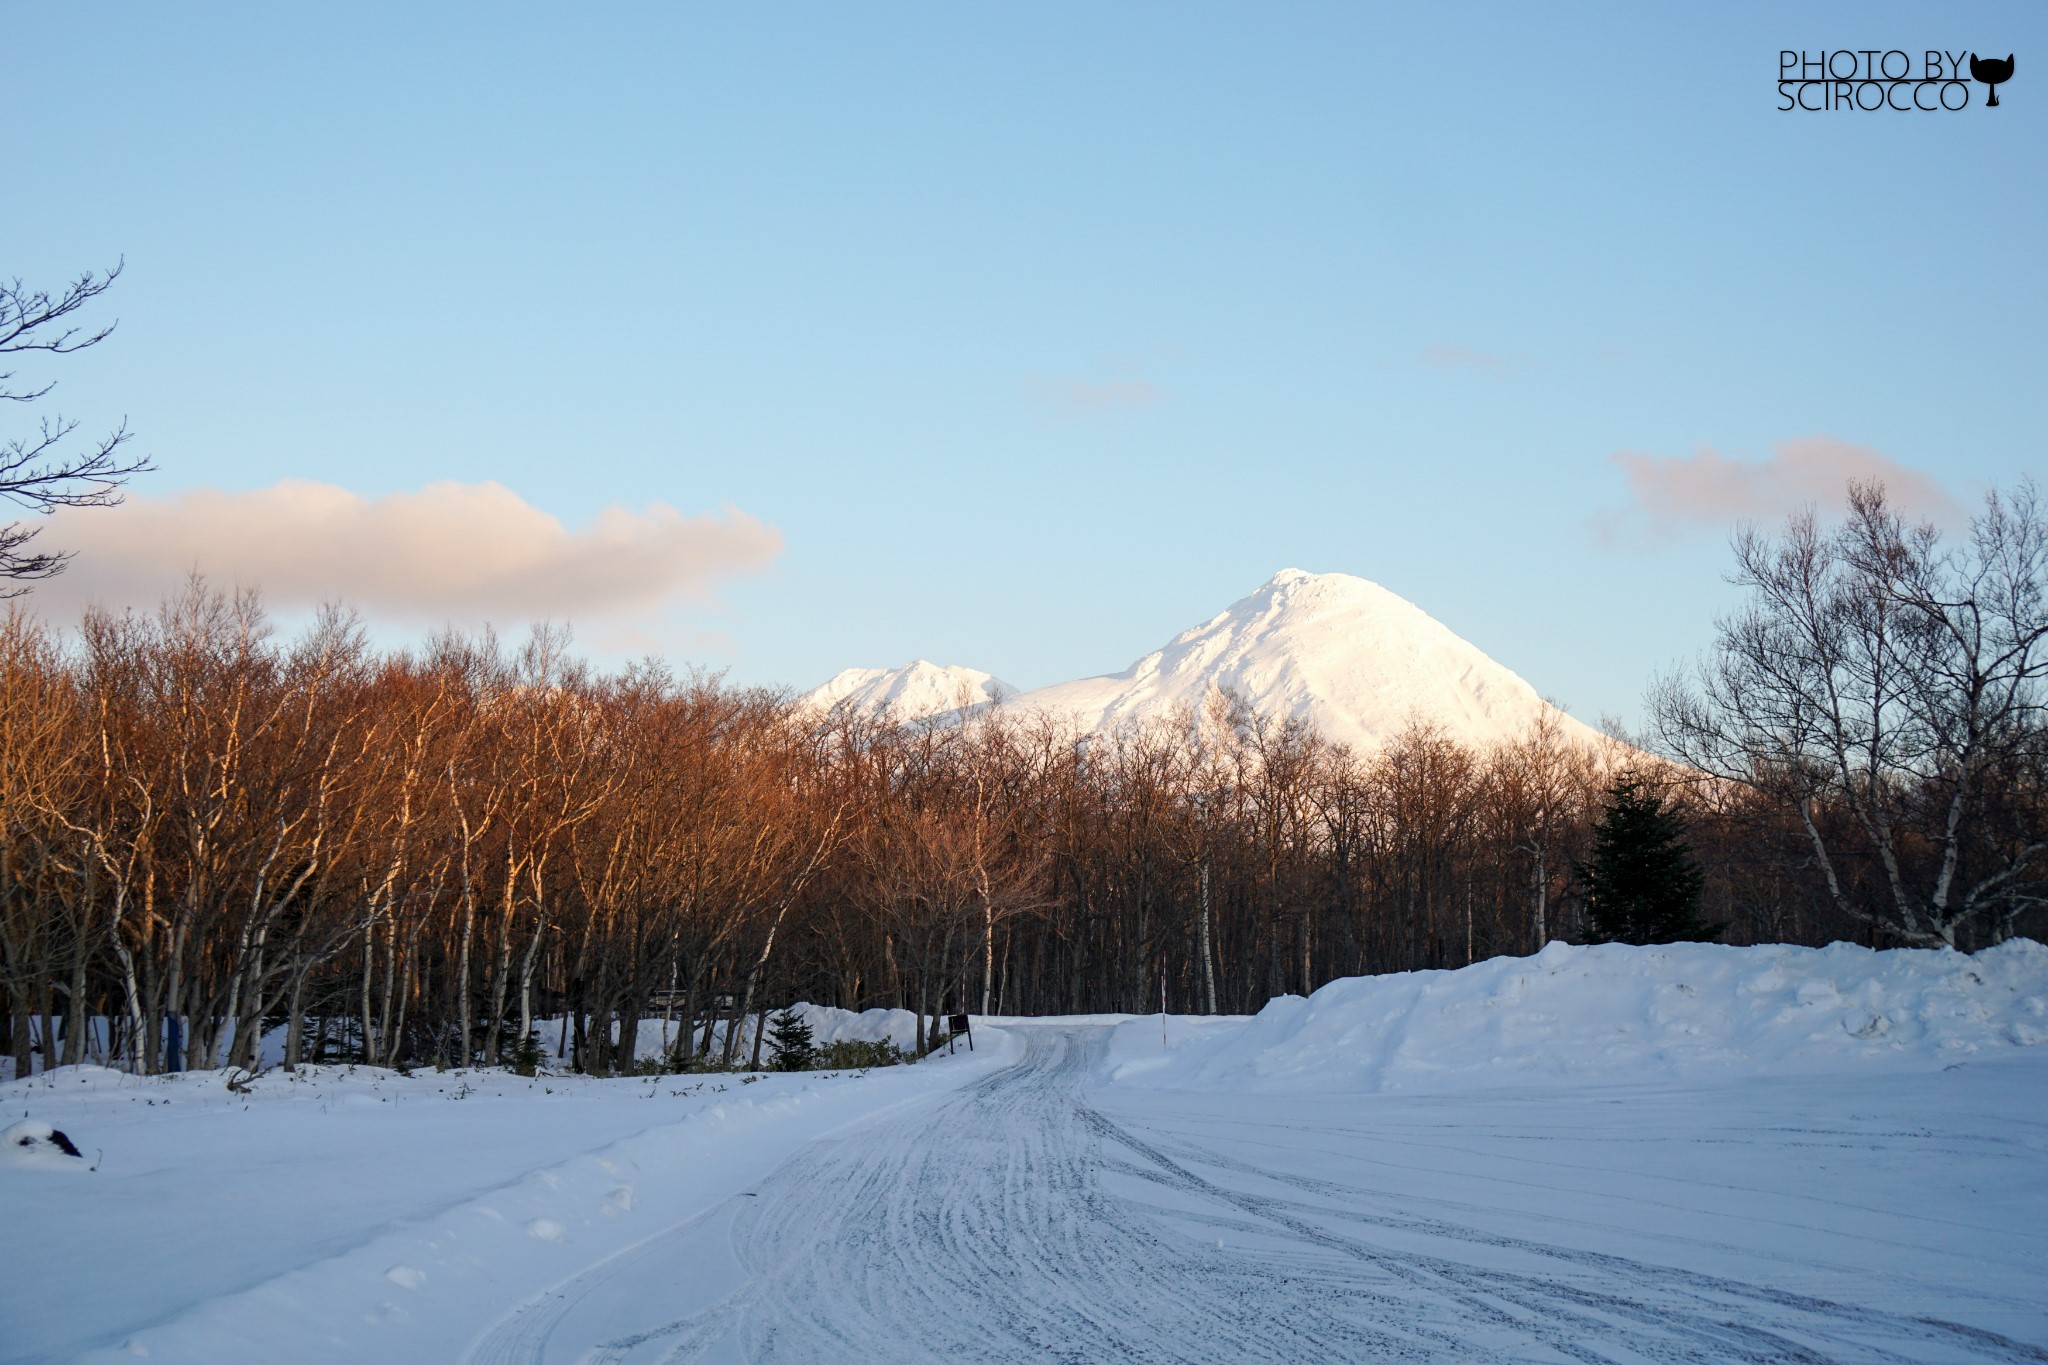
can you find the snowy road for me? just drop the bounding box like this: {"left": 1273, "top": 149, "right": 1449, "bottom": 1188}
{"left": 465, "top": 1026, "right": 2048, "bottom": 1364}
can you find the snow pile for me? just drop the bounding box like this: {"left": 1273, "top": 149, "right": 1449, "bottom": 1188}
{"left": 3, "top": 1118, "right": 91, "bottom": 1171}
{"left": 792, "top": 1002, "right": 922, "bottom": 1052}
{"left": 807, "top": 570, "right": 1602, "bottom": 753}
{"left": 1121, "top": 939, "right": 2048, "bottom": 1094}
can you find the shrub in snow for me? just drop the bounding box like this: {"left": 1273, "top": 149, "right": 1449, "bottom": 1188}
{"left": 816, "top": 1039, "right": 910, "bottom": 1069}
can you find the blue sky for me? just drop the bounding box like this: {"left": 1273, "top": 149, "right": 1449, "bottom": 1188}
{"left": 4, "top": 2, "right": 2043, "bottom": 729}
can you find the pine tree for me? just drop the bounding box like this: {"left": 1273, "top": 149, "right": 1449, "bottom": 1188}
{"left": 1577, "top": 774, "right": 1722, "bottom": 945}
{"left": 510, "top": 1028, "right": 544, "bottom": 1077}
{"left": 767, "top": 1008, "right": 816, "bottom": 1072}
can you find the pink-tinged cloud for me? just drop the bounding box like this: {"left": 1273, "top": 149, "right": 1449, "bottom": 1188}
{"left": 1421, "top": 344, "right": 1509, "bottom": 372}
{"left": 33, "top": 480, "right": 783, "bottom": 628}
{"left": 1605, "top": 436, "right": 1963, "bottom": 538}
{"left": 1032, "top": 377, "right": 1165, "bottom": 414}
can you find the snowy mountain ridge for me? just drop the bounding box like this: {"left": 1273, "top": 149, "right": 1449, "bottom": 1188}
{"left": 802, "top": 660, "right": 1012, "bottom": 723}
{"left": 803, "top": 569, "right": 1604, "bottom": 752}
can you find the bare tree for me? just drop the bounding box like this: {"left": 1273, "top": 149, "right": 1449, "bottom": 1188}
{"left": 18, "top": 545, "right": 2037, "bottom": 1081}
{"left": 2, "top": 262, "right": 153, "bottom": 590}
{"left": 1654, "top": 480, "right": 2048, "bottom": 946}
{"left": 1489, "top": 706, "right": 1598, "bottom": 951}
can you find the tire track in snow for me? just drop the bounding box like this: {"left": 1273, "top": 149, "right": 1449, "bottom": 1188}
{"left": 470, "top": 1027, "right": 2048, "bottom": 1364}
{"left": 710, "top": 1028, "right": 1430, "bottom": 1363}
{"left": 463, "top": 1198, "right": 747, "bottom": 1365}
{"left": 1083, "top": 1098, "right": 2047, "bottom": 1363}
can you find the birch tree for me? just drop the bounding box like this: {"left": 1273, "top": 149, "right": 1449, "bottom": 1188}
{"left": 1655, "top": 480, "right": 2048, "bottom": 945}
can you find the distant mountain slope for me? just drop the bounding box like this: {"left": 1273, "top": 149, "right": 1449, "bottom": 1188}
{"left": 801, "top": 660, "right": 1012, "bottom": 723}
{"left": 1009, "top": 569, "right": 1602, "bottom": 751}
{"left": 803, "top": 570, "right": 1602, "bottom": 751}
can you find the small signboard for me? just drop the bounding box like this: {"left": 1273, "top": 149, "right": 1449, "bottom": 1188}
{"left": 946, "top": 1012, "right": 973, "bottom": 1053}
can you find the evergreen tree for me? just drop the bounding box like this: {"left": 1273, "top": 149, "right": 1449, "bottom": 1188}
{"left": 767, "top": 1008, "right": 816, "bottom": 1071}
{"left": 1577, "top": 774, "right": 1722, "bottom": 945}
{"left": 510, "top": 1028, "right": 545, "bottom": 1077}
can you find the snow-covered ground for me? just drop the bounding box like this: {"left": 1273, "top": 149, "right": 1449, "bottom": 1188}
{"left": 6, "top": 941, "right": 2046, "bottom": 1363}
{"left": 2, "top": 1039, "right": 1017, "bottom": 1364}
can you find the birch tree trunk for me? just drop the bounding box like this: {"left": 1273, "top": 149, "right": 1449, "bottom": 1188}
{"left": 1197, "top": 860, "right": 1218, "bottom": 1014}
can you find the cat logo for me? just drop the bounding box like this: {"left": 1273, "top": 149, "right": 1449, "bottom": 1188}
{"left": 1969, "top": 53, "right": 2015, "bottom": 107}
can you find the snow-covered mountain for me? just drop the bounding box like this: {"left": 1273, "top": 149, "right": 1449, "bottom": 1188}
{"left": 803, "top": 570, "right": 1604, "bottom": 752}
{"left": 802, "top": 660, "right": 1012, "bottom": 722}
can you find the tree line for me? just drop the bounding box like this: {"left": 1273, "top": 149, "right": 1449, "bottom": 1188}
{"left": 1, "top": 483, "right": 2043, "bottom": 1079}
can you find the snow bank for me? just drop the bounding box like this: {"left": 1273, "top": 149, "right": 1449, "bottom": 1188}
{"left": 792, "top": 1002, "right": 922, "bottom": 1052}
{"left": 530, "top": 1002, "right": 925, "bottom": 1067}
{"left": 1119, "top": 939, "right": 2048, "bottom": 1094}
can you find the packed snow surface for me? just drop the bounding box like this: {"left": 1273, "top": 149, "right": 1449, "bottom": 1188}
{"left": 7, "top": 941, "right": 2046, "bottom": 1362}
{"left": 805, "top": 569, "right": 1605, "bottom": 751}
{"left": 1115, "top": 937, "right": 2048, "bottom": 1094}
{"left": 3, "top": 1039, "right": 1015, "bottom": 1364}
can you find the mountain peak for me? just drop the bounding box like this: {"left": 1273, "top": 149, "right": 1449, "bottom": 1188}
{"left": 803, "top": 571, "right": 1599, "bottom": 752}
{"left": 1235, "top": 568, "right": 1432, "bottom": 619}
{"left": 800, "top": 660, "right": 1011, "bottom": 721}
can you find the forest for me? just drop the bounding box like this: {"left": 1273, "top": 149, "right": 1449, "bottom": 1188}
{"left": 1, "top": 485, "right": 2043, "bottom": 1079}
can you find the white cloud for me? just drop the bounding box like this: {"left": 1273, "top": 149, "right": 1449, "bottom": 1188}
{"left": 1602, "top": 436, "right": 1963, "bottom": 541}
{"left": 31, "top": 479, "right": 782, "bottom": 635}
